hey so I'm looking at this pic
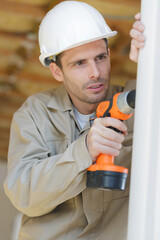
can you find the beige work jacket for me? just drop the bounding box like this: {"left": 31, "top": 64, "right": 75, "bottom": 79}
{"left": 4, "top": 81, "right": 135, "bottom": 240}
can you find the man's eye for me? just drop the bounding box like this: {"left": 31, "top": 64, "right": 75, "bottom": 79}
{"left": 96, "top": 55, "right": 107, "bottom": 61}
{"left": 75, "top": 61, "right": 84, "bottom": 66}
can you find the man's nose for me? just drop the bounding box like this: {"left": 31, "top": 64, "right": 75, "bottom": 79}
{"left": 88, "top": 61, "right": 100, "bottom": 79}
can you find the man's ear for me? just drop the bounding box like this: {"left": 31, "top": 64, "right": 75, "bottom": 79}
{"left": 49, "top": 62, "right": 64, "bottom": 82}
{"left": 108, "top": 48, "right": 110, "bottom": 57}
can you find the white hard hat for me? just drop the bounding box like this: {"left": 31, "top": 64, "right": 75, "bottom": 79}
{"left": 38, "top": 1, "right": 117, "bottom": 67}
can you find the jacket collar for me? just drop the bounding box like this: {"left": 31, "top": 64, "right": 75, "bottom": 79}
{"left": 47, "top": 84, "right": 73, "bottom": 112}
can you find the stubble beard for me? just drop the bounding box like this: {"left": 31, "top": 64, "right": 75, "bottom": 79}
{"left": 80, "top": 77, "right": 110, "bottom": 104}
{"left": 64, "top": 75, "right": 110, "bottom": 105}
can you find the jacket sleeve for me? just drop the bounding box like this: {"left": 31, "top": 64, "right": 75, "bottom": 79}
{"left": 4, "top": 110, "right": 92, "bottom": 217}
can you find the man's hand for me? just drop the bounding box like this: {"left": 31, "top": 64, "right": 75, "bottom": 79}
{"left": 129, "top": 13, "right": 145, "bottom": 62}
{"left": 86, "top": 117, "right": 127, "bottom": 163}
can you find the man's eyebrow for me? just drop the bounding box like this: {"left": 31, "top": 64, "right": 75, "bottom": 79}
{"left": 67, "top": 51, "right": 108, "bottom": 67}
{"left": 67, "top": 58, "right": 86, "bottom": 67}
{"left": 95, "top": 52, "right": 108, "bottom": 58}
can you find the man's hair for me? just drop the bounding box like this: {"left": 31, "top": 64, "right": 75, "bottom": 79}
{"left": 45, "top": 38, "right": 108, "bottom": 69}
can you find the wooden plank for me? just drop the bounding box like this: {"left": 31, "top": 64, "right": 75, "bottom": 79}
{"left": 0, "top": 31, "right": 36, "bottom": 53}
{"left": 0, "top": 12, "right": 39, "bottom": 33}
{"left": 0, "top": 128, "right": 10, "bottom": 141}
{"left": 0, "top": 1, "right": 45, "bottom": 32}
{"left": 0, "top": 90, "right": 26, "bottom": 108}
{"left": 99, "top": 0, "right": 140, "bottom": 6}
{"left": 6, "top": 0, "right": 51, "bottom": 6}
{"left": 0, "top": 1, "right": 45, "bottom": 17}
{"left": 75, "top": 0, "right": 140, "bottom": 18}
{"left": 0, "top": 118, "right": 12, "bottom": 129}
{"left": 16, "top": 77, "right": 61, "bottom": 96}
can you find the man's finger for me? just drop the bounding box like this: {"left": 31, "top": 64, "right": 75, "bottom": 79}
{"left": 132, "top": 21, "right": 145, "bottom": 33}
{"left": 134, "top": 12, "right": 141, "bottom": 20}
{"left": 129, "top": 43, "right": 139, "bottom": 62}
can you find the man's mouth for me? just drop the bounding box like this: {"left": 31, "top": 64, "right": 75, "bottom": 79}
{"left": 88, "top": 84, "right": 103, "bottom": 89}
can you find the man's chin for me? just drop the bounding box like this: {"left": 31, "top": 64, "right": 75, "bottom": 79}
{"left": 85, "top": 97, "right": 106, "bottom": 104}
{"left": 86, "top": 92, "right": 108, "bottom": 104}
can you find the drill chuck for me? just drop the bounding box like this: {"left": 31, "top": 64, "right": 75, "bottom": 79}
{"left": 117, "top": 90, "right": 135, "bottom": 115}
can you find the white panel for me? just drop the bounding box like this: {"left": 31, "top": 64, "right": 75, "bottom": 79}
{"left": 127, "top": 0, "right": 160, "bottom": 239}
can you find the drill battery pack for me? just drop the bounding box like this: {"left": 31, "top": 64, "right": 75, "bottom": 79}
{"left": 87, "top": 170, "right": 128, "bottom": 191}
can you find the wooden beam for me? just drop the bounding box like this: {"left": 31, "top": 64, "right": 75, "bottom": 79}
{"left": 16, "top": 78, "right": 61, "bottom": 96}
{"left": 6, "top": 0, "right": 51, "bottom": 7}
{"left": 0, "top": 31, "right": 36, "bottom": 53}
{"left": 99, "top": 0, "right": 140, "bottom": 6}
{"left": 76, "top": 0, "right": 140, "bottom": 18}
{"left": 0, "top": 1, "right": 45, "bottom": 17}
{"left": 0, "top": 1, "right": 45, "bottom": 33}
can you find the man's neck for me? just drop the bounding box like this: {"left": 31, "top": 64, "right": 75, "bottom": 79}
{"left": 73, "top": 102, "right": 98, "bottom": 115}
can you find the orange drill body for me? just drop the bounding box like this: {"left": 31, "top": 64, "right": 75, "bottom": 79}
{"left": 87, "top": 90, "right": 135, "bottom": 191}
{"left": 96, "top": 92, "right": 133, "bottom": 120}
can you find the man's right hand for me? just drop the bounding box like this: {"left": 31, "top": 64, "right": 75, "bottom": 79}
{"left": 86, "top": 117, "right": 127, "bottom": 163}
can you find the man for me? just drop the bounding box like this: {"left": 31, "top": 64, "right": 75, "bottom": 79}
{"left": 4, "top": 1, "right": 145, "bottom": 240}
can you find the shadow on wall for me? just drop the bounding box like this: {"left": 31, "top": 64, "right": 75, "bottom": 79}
{"left": 0, "top": 161, "right": 22, "bottom": 240}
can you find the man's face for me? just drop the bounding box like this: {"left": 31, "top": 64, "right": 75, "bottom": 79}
{"left": 54, "top": 39, "right": 111, "bottom": 114}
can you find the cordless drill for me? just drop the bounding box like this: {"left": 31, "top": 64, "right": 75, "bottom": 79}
{"left": 87, "top": 90, "right": 136, "bottom": 191}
